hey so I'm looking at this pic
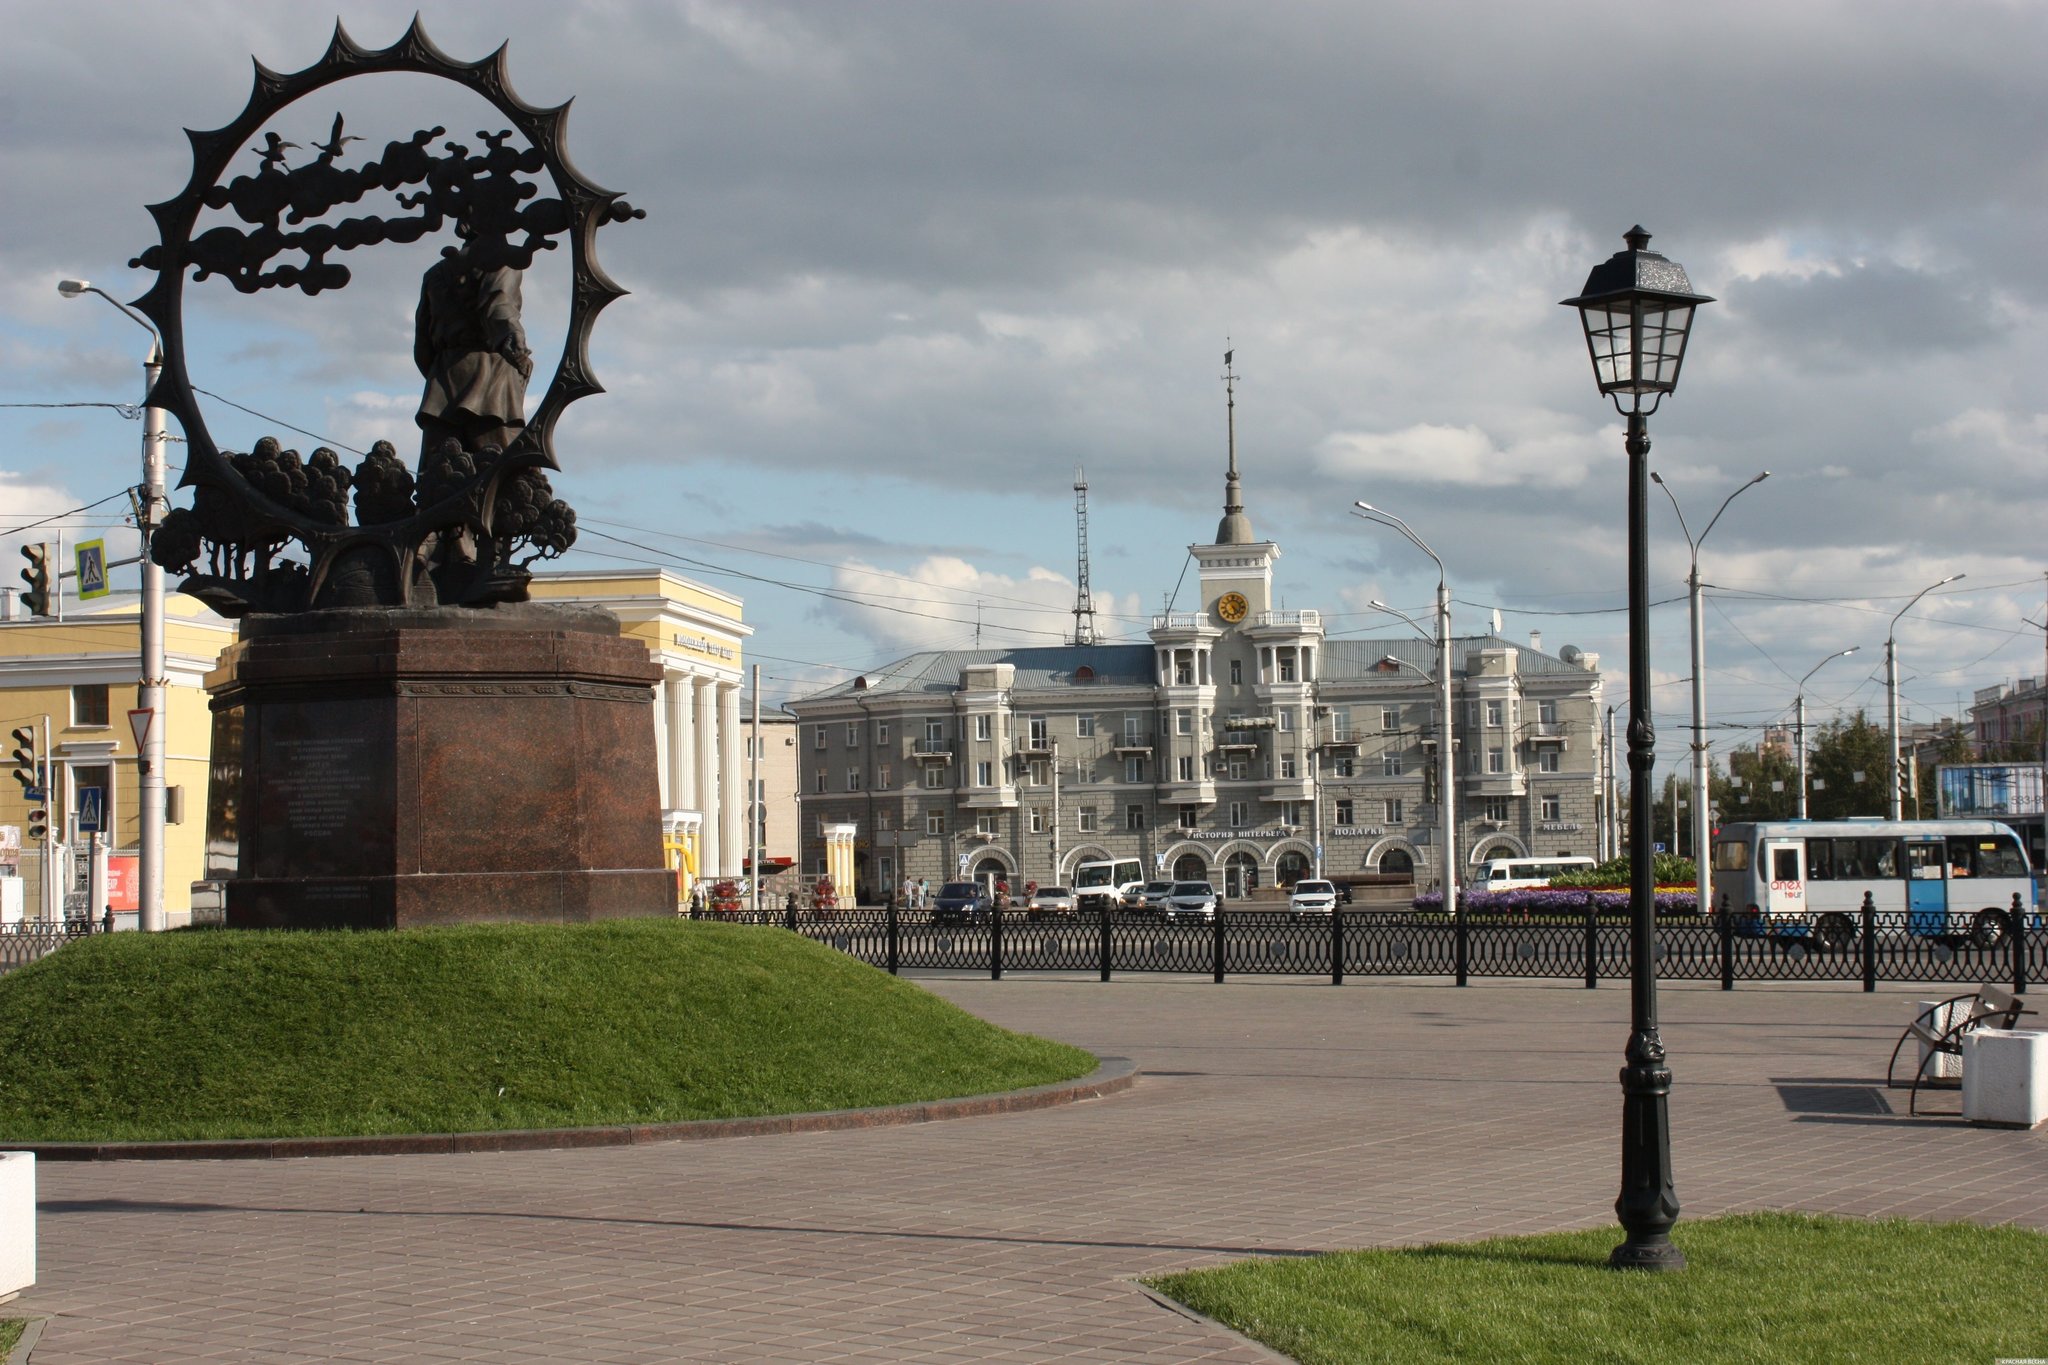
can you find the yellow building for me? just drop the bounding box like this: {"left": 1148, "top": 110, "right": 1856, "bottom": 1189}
{"left": 0, "top": 595, "right": 236, "bottom": 924}
{"left": 526, "top": 569, "right": 752, "bottom": 902}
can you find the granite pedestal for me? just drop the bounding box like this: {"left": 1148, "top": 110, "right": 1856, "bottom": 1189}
{"left": 206, "top": 604, "right": 674, "bottom": 928}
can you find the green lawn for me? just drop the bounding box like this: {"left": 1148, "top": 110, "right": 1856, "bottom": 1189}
{"left": 0, "top": 920, "right": 1095, "bottom": 1142}
{"left": 0, "top": 1319, "right": 20, "bottom": 1356}
{"left": 1148, "top": 1212, "right": 2048, "bottom": 1364}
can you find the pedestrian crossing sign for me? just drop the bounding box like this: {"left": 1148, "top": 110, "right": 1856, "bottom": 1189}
{"left": 75, "top": 540, "right": 109, "bottom": 600}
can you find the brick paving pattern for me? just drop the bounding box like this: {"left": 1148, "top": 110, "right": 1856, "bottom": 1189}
{"left": 10, "top": 976, "right": 2045, "bottom": 1361}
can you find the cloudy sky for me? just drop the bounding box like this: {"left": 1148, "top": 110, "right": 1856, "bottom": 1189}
{"left": 3, "top": 0, "right": 2044, "bottom": 783}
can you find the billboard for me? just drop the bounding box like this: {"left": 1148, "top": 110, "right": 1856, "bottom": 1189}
{"left": 1936, "top": 764, "right": 2044, "bottom": 819}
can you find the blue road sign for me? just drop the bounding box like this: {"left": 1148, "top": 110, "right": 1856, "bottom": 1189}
{"left": 77, "top": 786, "right": 104, "bottom": 834}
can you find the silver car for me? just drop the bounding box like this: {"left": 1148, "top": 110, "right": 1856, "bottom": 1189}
{"left": 1131, "top": 880, "right": 1176, "bottom": 915}
{"left": 1027, "top": 885, "right": 1075, "bottom": 920}
{"left": 1164, "top": 881, "right": 1218, "bottom": 921}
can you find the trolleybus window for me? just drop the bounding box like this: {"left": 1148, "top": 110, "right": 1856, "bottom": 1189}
{"left": 1712, "top": 840, "right": 1748, "bottom": 872}
{"left": 1771, "top": 847, "right": 1799, "bottom": 882}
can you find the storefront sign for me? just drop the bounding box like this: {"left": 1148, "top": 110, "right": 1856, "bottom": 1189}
{"left": 1328, "top": 826, "right": 1385, "bottom": 837}
{"left": 675, "top": 632, "right": 737, "bottom": 660}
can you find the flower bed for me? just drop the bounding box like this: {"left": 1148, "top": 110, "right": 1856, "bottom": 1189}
{"left": 1412, "top": 886, "right": 1698, "bottom": 915}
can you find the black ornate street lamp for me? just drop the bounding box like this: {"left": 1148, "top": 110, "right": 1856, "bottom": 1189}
{"left": 1562, "top": 226, "right": 1713, "bottom": 1271}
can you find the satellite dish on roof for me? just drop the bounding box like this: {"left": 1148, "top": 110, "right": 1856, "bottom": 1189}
{"left": 1559, "top": 644, "right": 1584, "bottom": 664}
{"left": 1490, "top": 608, "right": 1503, "bottom": 635}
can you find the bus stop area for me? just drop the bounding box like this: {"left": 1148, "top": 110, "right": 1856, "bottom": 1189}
{"left": 11, "top": 975, "right": 2046, "bottom": 1363}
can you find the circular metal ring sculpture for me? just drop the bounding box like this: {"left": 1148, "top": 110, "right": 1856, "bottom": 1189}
{"left": 130, "top": 19, "right": 643, "bottom": 616}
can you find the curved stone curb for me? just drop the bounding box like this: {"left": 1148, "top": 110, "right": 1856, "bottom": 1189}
{"left": 11, "top": 1057, "right": 1136, "bottom": 1162}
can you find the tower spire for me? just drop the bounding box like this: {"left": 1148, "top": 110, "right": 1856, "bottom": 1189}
{"left": 1215, "top": 342, "right": 1255, "bottom": 545}
{"left": 1070, "top": 465, "right": 1097, "bottom": 646}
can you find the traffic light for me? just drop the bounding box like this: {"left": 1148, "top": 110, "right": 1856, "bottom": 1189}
{"left": 18, "top": 542, "right": 53, "bottom": 617}
{"left": 10, "top": 726, "right": 46, "bottom": 840}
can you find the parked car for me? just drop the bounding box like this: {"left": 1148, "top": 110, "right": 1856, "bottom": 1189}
{"left": 1028, "top": 885, "right": 1076, "bottom": 919}
{"left": 1164, "top": 881, "right": 1219, "bottom": 921}
{"left": 1130, "top": 880, "right": 1176, "bottom": 915}
{"left": 932, "top": 880, "right": 992, "bottom": 925}
{"left": 1288, "top": 880, "right": 1339, "bottom": 916}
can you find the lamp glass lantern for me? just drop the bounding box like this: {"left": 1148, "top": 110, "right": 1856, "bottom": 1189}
{"left": 1561, "top": 226, "right": 1714, "bottom": 409}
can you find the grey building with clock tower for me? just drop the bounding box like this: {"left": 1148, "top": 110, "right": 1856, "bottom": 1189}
{"left": 788, "top": 429, "right": 1606, "bottom": 904}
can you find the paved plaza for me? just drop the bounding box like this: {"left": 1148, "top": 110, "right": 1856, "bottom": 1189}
{"left": 10, "top": 975, "right": 2046, "bottom": 1362}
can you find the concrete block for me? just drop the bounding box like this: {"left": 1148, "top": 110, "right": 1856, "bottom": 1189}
{"left": 1961, "top": 1029, "right": 2048, "bottom": 1129}
{"left": 0, "top": 1150, "right": 33, "bottom": 1300}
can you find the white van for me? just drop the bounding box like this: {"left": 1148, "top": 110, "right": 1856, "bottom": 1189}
{"left": 1476, "top": 856, "right": 1596, "bottom": 891}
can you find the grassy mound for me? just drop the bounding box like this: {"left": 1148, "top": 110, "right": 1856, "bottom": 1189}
{"left": 0, "top": 920, "right": 1095, "bottom": 1142}
{"left": 1148, "top": 1212, "right": 2048, "bottom": 1364}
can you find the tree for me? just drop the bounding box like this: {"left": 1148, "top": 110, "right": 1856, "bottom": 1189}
{"left": 1723, "top": 744, "right": 1799, "bottom": 822}
{"left": 1806, "top": 711, "right": 1889, "bottom": 819}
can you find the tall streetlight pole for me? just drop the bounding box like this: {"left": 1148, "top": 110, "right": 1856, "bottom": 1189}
{"left": 1564, "top": 225, "right": 1713, "bottom": 1272}
{"left": 1353, "top": 504, "right": 1456, "bottom": 931}
{"left": 1794, "top": 648, "right": 1858, "bottom": 819}
{"left": 58, "top": 278, "right": 167, "bottom": 934}
{"left": 1650, "top": 468, "right": 1767, "bottom": 931}
{"left": 1886, "top": 575, "right": 1964, "bottom": 820}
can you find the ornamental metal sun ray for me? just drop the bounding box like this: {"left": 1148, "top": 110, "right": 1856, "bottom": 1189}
{"left": 128, "top": 18, "right": 643, "bottom": 616}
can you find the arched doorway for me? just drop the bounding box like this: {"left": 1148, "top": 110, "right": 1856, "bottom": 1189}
{"left": 1379, "top": 848, "right": 1414, "bottom": 879}
{"left": 1224, "top": 851, "right": 1258, "bottom": 898}
{"left": 1173, "top": 852, "right": 1208, "bottom": 882}
{"left": 973, "top": 855, "right": 1012, "bottom": 896}
{"left": 1275, "top": 849, "right": 1311, "bottom": 888}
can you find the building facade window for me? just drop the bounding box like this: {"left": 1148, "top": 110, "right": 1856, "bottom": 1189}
{"left": 1486, "top": 700, "right": 1503, "bottom": 728}
{"left": 813, "top": 770, "right": 826, "bottom": 793}
{"left": 1029, "top": 808, "right": 1045, "bottom": 834}
{"left": 1384, "top": 798, "right": 1403, "bottom": 824}
{"left": 1484, "top": 797, "right": 1510, "bottom": 822}
{"left": 1126, "top": 804, "right": 1145, "bottom": 831}
{"left": 1335, "top": 798, "right": 1354, "bottom": 825}
{"left": 1280, "top": 754, "right": 1297, "bottom": 779}
{"left": 1128, "top": 756, "right": 1147, "bottom": 783}
{"left": 923, "top": 765, "right": 945, "bottom": 789}
{"left": 1539, "top": 699, "right": 1558, "bottom": 725}
{"left": 1176, "top": 708, "right": 1193, "bottom": 735}
{"left": 1330, "top": 707, "right": 1351, "bottom": 741}
{"left": 1230, "top": 659, "right": 1243, "bottom": 685}
{"left": 1229, "top": 801, "right": 1248, "bottom": 827}
{"left": 1333, "top": 756, "right": 1355, "bottom": 778}
{"left": 924, "top": 717, "right": 945, "bottom": 743}
{"left": 1123, "top": 713, "right": 1143, "bottom": 741}
{"left": 1179, "top": 807, "right": 1199, "bottom": 830}
{"left": 1278, "top": 710, "right": 1293, "bottom": 732}
{"left": 1177, "top": 755, "right": 1194, "bottom": 781}
{"left": 1077, "top": 807, "right": 1097, "bottom": 833}
{"left": 1077, "top": 714, "right": 1095, "bottom": 737}
{"left": 1487, "top": 747, "right": 1505, "bottom": 774}
{"left": 974, "top": 714, "right": 992, "bottom": 742}
{"left": 973, "top": 813, "right": 996, "bottom": 836}
{"left": 1028, "top": 760, "right": 1048, "bottom": 786}
{"left": 1029, "top": 715, "right": 1049, "bottom": 748}
{"left": 975, "top": 761, "right": 993, "bottom": 786}
{"left": 1538, "top": 749, "right": 1560, "bottom": 773}
{"left": 926, "top": 810, "right": 945, "bottom": 835}
{"left": 1381, "top": 706, "right": 1398, "bottom": 731}
{"left": 814, "top": 725, "right": 827, "bottom": 750}
{"left": 845, "top": 770, "right": 862, "bottom": 792}
{"left": 1541, "top": 794, "right": 1561, "bottom": 821}
{"left": 1382, "top": 752, "right": 1403, "bottom": 777}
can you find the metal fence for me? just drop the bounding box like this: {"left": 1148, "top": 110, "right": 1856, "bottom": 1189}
{"left": 703, "top": 896, "right": 2042, "bottom": 992}
{"left": 0, "top": 920, "right": 97, "bottom": 976}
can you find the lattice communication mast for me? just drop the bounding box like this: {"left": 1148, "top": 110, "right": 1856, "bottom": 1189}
{"left": 1070, "top": 465, "right": 1097, "bottom": 647}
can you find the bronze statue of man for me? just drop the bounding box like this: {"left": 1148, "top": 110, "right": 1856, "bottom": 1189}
{"left": 414, "top": 229, "right": 533, "bottom": 464}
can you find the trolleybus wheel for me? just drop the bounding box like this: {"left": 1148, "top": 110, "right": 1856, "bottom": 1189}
{"left": 1816, "top": 914, "right": 1857, "bottom": 950}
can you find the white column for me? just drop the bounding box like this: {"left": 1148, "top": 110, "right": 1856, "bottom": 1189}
{"left": 694, "top": 676, "right": 719, "bottom": 876}
{"left": 652, "top": 671, "right": 673, "bottom": 809}
{"left": 671, "top": 672, "right": 697, "bottom": 811}
{"left": 719, "top": 681, "right": 743, "bottom": 876}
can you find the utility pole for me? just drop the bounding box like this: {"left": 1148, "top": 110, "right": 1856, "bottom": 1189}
{"left": 749, "top": 664, "right": 761, "bottom": 916}
{"left": 1050, "top": 739, "right": 1062, "bottom": 884}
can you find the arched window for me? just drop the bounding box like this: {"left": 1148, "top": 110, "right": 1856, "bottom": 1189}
{"left": 1224, "top": 851, "right": 1258, "bottom": 898}
{"left": 1379, "top": 848, "right": 1415, "bottom": 879}
{"left": 1173, "top": 852, "right": 1208, "bottom": 882}
{"left": 1275, "top": 850, "right": 1311, "bottom": 888}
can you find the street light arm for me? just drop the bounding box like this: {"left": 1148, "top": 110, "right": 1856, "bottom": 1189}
{"left": 1888, "top": 573, "right": 1966, "bottom": 641}
{"left": 1649, "top": 473, "right": 1696, "bottom": 556}
{"left": 1366, "top": 598, "right": 1434, "bottom": 643}
{"left": 1351, "top": 502, "right": 1445, "bottom": 582}
{"left": 1797, "top": 646, "right": 1859, "bottom": 692}
{"left": 1696, "top": 471, "right": 1770, "bottom": 547}
{"left": 58, "top": 280, "right": 162, "bottom": 360}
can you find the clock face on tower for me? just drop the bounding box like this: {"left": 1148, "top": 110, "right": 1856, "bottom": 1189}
{"left": 1216, "top": 591, "right": 1249, "bottom": 623}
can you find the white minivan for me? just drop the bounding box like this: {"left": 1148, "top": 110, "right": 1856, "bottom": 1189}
{"left": 1477, "top": 857, "right": 1596, "bottom": 891}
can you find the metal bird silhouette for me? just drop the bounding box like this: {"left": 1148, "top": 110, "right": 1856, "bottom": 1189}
{"left": 254, "top": 131, "right": 298, "bottom": 169}
{"left": 312, "top": 112, "right": 362, "bottom": 163}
